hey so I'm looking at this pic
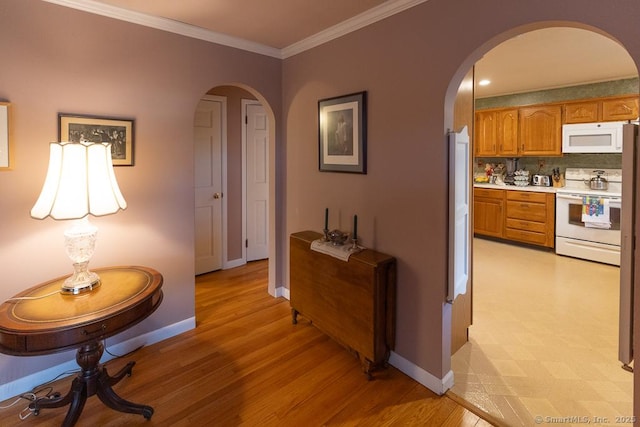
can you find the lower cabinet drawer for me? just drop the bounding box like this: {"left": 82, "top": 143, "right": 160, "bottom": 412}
{"left": 505, "top": 218, "right": 546, "bottom": 233}
{"left": 506, "top": 191, "right": 548, "bottom": 203}
{"left": 504, "top": 227, "right": 547, "bottom": 245}
{"left": 506, "top": 201, "right": 547, "bottom": 222}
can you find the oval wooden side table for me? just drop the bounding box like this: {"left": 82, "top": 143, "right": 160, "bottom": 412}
{"left": 0, "top": 266, "right": 163, "bottom": 427}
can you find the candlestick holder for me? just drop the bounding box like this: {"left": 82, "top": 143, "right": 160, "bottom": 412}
{"left": 322, "top": 228, "right": 330, "bottom": 242}
{"left": 348, "top": 237, "right": 362, "bottom": 253}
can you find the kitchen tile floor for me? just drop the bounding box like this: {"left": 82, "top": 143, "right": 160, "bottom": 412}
{"left": 450, "top": 238, "right": 633, "bottom": 427}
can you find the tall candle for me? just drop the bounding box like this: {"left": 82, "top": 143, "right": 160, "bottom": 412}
{"left": 324, "top": 208, "right": 328, "bottom": 230}
{"left": 353, "top": 214, "right": 358, "bottom": 241}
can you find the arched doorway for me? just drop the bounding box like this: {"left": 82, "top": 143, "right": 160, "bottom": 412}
{"left": 194, "top": 84, "right": 278, "bottom": 297}
{"left": 446, "top": 25, "right": 638, "bottom": 424}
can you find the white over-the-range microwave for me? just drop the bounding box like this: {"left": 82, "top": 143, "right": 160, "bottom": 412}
{"left": 562, "top": 120, "right": 631, "bottom": 153}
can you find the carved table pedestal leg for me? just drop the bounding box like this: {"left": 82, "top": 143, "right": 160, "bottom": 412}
{"left": 30, "top": 340, "right": 153, "bottom": 427}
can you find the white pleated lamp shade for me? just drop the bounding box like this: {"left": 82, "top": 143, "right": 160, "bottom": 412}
{"left": 31, "top": 141, "right": 127, "bottom": 220}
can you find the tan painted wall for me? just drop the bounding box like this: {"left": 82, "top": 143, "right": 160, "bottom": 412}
{"left": 2, "top": 0, "right": 640, "bottom": 415}
{"left": 282, "top": 0, "right": 640, "bottom": 397}
{"left": 0, "top": 0, "right": 280, "bottom": 389}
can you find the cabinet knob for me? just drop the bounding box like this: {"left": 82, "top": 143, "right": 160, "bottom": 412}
{"left": 213, "top": 192, "right": 222, "bottom": 199}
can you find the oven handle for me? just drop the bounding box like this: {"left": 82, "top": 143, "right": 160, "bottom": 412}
{"left": 556, "top": 194, "right": 583, "bottom": 201}
{"left": 556, "top": 193, "right": 622, "bottom": 202}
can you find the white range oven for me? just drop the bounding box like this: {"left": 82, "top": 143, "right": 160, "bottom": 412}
{"left": 555, "top": 168, "right": 622, "bottom": 266}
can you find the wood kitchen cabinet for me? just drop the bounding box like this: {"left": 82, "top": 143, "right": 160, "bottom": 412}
{"left": 473, "top": 188, "right": 504, "bottom": 238}
{"left": 563, "top": 95, "right": 639, "bottom": 124}
{"left": 475, "top": 105, "right": 562, "bottom": 157}
{"left": 563, "top": 100, "right": 600, "bottom": 124}
{"left": 289, "top": 231, "right": 396, "bottom": 379}
{"left": 475, "top": 95, "right": 639, "bottom": 157}
{"left": 474, "top": 188, "right": 555, "bottom": 248}
{"left": 474, "top": 108, "right": 518, "bottom": 157}
{"left": 601, "top": 96, "right": 639, "bottom": 122}
{"left": 497, "top": 108, "right": 519, "bottom": 155}
{"left": 474, "top": 110, "right": 497, "bottom": 156}
{"left": 518, "top": 105, "right": 562, "bottom": 156}
{"left": 504, "top": 191, "right": 555, "bottom": 248}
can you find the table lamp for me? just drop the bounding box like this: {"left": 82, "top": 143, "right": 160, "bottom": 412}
{"left": 30, "top": 141, "right": 127, "bottom": 295}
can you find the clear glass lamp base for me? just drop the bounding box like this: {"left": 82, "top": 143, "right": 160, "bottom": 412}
{"left": 62, "top": 218, "right": 102, "bottom": 295}
{"left": 62, "top": 262, "right": 101, "bottom": 295}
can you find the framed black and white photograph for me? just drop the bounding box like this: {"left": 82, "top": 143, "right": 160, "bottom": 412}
{"left": 318, "top": 91, "right": 367, "bottom": 173}
{"left": 59, "top": 113, "right": 135, "bottom": 166}
{"left": 0, "top": 102, "right": 10, "bottom": 169}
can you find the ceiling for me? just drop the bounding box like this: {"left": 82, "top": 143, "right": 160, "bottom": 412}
{"left": 54, "top": 1, "right": 639, "bottom": 97}
{"left": 93, "top": 0, "right": 390, "bottom": 49}
{"left": 474, "top": 28, "right": 638, "bottom": 97}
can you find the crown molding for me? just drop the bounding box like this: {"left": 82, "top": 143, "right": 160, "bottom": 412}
{"left": 42, "top": 0, "right": 427, "bottom": 60}
{"left": 41, "top": 0, "right": 282, "bottom": 58}
{"left": 281, "top": 0, "right": 428, "bottom": 59}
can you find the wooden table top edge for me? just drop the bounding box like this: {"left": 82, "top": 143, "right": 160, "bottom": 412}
{"left": 0, "top": 265, "right": 164, "bottom": 356}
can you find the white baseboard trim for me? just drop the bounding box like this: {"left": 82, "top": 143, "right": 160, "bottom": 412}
{"left": 276, "top": 286, "right": 290, "bottom": 299}
{"left": 0, "top": 316, "right": 196, "bottom": 402}
{"left": 276, "top": 292, "right": 458, "bottom": 393}
{"left": 388, "top": 351, "right": 454, "bottom": 395}
{"left": 223, "top": 258, "right": 246, "bottom": 270}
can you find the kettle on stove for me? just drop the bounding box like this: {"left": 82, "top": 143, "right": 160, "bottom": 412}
{"left": 587, "top": 170, "right": 608, "bottom": 190}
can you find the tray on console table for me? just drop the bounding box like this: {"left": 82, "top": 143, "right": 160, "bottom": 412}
{"left": 289, "top": 231, "right": 396, "bottom": 379}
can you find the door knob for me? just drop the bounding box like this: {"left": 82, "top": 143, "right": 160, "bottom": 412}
{"left": 213, "top": 192, "right": 222, "bottom": 199}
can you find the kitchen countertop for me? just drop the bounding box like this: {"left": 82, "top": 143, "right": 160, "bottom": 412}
{"left": 474, "top": 183, "right": 558, "bottom": 193}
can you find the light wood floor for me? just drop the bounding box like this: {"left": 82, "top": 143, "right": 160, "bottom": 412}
{"left": 0, "top": 260, "right": 495, "bottom": 426}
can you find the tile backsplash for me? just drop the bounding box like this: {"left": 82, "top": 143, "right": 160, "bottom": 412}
{"left": 476, "top": 78, "right": 638, "bottom": 109}
{"left": 474, "top": 153, "right": 622, "bottom": 177}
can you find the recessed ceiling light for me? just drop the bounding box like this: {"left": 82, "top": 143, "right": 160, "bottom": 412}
{"left": 478, "top": 79, "right": 491, "bottom": 86}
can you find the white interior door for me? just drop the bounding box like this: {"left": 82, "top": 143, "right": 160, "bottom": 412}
{"left": 244, "top": 101, "right": 269, "bottom": 262}
{"left": 195, "top": 96, "right": 226, "bottom": 274}
{"left": 448, "top": 126, "right": 470, "bottom": 302}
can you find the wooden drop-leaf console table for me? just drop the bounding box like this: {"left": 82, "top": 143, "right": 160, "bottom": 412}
{"left": 289, "top": 231, "right": 396, "bottom": 379}
{"left": 0, "top": 266, "right": 163, "bottom": 427}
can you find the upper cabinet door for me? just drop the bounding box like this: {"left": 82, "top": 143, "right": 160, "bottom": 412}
{"left": 602, "top": 96, "right": 639, "bottom": 122}
{"left": 518, "top": 105, "right": 562, "bottom": 156}
{"left": 496, "top": 108, "right": 519, "bottom": 156}
{"left": 563, "top": 101, "right": 600, "bottom": 124}
{"left": 474, "top": 110, "right": 497, "bottom": 156}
